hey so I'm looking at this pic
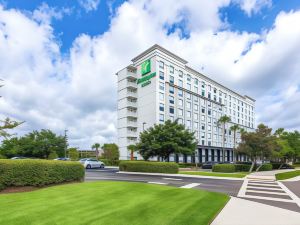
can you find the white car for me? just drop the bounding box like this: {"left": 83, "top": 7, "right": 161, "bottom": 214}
{"left": 79, "top": 158, "right": 105, "bottom": 169}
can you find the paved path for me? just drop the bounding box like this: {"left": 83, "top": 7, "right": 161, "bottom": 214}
{"left": 211, "top": 197, "right": 300, "bottom": 225}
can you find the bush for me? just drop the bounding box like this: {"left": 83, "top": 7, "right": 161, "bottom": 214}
{"left": 100, "top": 158, "right": 120, "bottom": 166}
{"left": 270, "top": 162, "right": 281, "bottom": 169}
{"left": 0, "top": 159, "right": 85, "bottom": 190}
{"left": 258, "top": 163, "right": 273, "bottom": 171}
{"left": 48, "top": 152, "right": 58, "bottom": 160}
{"left": 212, "top": 164, "right": 235, "bottom": 173}
{"left": 234, "top": 164, "right": 251, "bottom": 172}
{"left": 0, "top": 154, "right": 6, "bottom": 159}
{"left": 119, "top": 161, "right": 178, "bottom": 174}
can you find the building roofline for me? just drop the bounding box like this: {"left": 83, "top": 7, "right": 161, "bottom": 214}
{"left": 185, "top": 66, "right": 255, "bottom": 102}
{"left": 131, "top": 44, "right": 188, "bottom": 64}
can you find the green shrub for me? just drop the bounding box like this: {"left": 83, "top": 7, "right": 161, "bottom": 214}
{"left": 270, "top": 162, "right": 281, "bottom": 169}
{"left": 100, "top": 158, "right": 120, "bottom": 166}
{"left": 258, "top": 163, "right": 273, "bottom": 171}
{"left": 0, "top": 159, "right": 85, "bottom": 190}
{"left": 212, "top": 164, "right": 235, "bottom": 173}
{"left": 119, "top": 161, "right": 178, "bottom": 174}
{"left": 234, "top": 164, "right": 251, "bottom": 172}
{"left": 0, "top": 154, "right": 6, "bottom": 159}
{"left": 48, "top": 152, "right": 58, "bottom": 160}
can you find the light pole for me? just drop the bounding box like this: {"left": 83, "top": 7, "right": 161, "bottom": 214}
{"left": 142, "top": 122, "right": 146, "bottom": 131}
{"left": 195, "top": 149, "right": 198, "bottom": 170}
{"left": 64, "top": 129, "right": 68, "bottom": 158}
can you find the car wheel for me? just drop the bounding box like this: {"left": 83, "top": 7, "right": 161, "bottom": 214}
{"left": 100, "top": 164, "right": 105, "bottom": 168}
{"left": 86, "top": 164, "right": 91, "bottom": 169}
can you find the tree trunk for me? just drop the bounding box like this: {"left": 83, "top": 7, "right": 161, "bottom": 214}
{"left": 222, "top": 123, "right": 225, "bottom": 162}
{"left": 233, "top": 131, "right": 236, "bottom": 163}
{"left": 130, "top": 150, "right": 134, "bottom": 160}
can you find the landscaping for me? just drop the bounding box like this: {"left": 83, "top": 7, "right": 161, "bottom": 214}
{"left": 0, "top": 159, "right": 84, "bottom": 190}
{"left": 0, "top": 181, "right": 229, "bottom": 225}
{"left": 119, "top": 160, "right": 179, "bottom": 173}
{"left": 275, "top": 170, "right": 300, "bottom": 180}
{"left": 179, "top": 171, "right": 249, "bottom": 178}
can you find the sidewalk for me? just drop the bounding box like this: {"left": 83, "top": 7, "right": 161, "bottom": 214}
{"left": 246, "top": 169, "right": 295, "bottom": 180}
{"left": 211, "top": 197, "right": 300, "bottom": 225}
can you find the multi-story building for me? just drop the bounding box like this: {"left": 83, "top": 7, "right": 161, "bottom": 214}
{"left": 117, "top": 44, "right": 255, "bottom": 162}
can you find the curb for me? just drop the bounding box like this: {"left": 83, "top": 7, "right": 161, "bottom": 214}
{"left": 117, "top": 171, "right": 245, "bottom": 181}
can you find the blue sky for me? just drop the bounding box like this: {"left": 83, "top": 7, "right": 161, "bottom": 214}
{"left": 1, "top": 0, "right": 300, "bottom": 148}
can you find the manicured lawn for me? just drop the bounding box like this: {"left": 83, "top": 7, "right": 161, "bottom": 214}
{"left": 0, "top": 181, "right": 229, "bottom": 225}
{"left": 179, "top": 171, "right": 249, "bottom": 178}
{"left": 276, "top": 170, "right": 300, "bottom": 180}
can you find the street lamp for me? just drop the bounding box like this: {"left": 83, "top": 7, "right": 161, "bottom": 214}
{"left": 142, "top": 122, "right": 146, "bottom": 131}
{"left": 195, "top": 149, "right": 198, "bottom": 170}
{"left": 64, "top": 129, "right": 68, "bottom": 158}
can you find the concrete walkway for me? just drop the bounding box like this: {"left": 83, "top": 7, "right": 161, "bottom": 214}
{"left": 246, "top": 169, "right": 295, "bottom": 180}
{"left": 211, "top": 197, "right": 300, "bottom": 225}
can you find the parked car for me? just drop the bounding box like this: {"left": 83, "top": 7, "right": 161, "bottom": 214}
{"left": 54, "top": 157, "right": 70, "bottom": 161}
{"left": 202, "top": 161, "right": 217, "bottom": 169}
{"left": 11, "top": 156, "right": 28, "bottom": 160}
{"left": 79, "top": 158, "right": 105, "bottom": 169}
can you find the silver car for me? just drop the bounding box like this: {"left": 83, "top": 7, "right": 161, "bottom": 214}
{"left": 79, "top": 158, "right": 105, "bottom": 169}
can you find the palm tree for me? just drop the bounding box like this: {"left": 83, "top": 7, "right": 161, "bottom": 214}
{"left": 128, "top": 144, "right": 137, "bottom": 160}
{"left": 230, "top": 124, "right": 240, "bottom": 162}
{"left": 218, "top": 115, "right": 231, "bottom": 162}
{"left": 91, "top": 143, "right": 101, "bottom": 160}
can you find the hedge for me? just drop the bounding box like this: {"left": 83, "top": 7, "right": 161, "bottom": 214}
{"left": 178, "top": 163, "right": 202, "bottom": 168}
{"left": 0, "top": 159, "right": 85, "bottom": 190}
{"left": 99, "top": 158, "right": 120, "bottom": 166}
{"left": 212, "top": 164, "right": 236, "bottom": 173}
{"left": 119, "top": 161, "right": 178, "bottom": 174}
{"left": 258, "top": 163, "right": 273, "bottom": 171}
{"left": 234, "top": 164, "right": 251, "bottom": 172}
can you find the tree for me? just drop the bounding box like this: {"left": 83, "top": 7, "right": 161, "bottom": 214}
{"left": 91, "top": 143, "right": 101, "bottom": 160}
{"left": 230, "top": 124, "right": 240, "bottom": 162}
{"left": 136, "top": 120, "right": 197, "bottom": 161}
{"left": 128, "top": 144, "right": 137, "bottom": 160}
{"left": 237, "top": 124, "right": 279, "bottom": 171}
{"left": 0, "top": 129, "right": 66, "bottom": 158}
{"left": 68, "top": 147, "right": 79, "bottom": 161}
{"left": 102, "top": 143, "right": 119, "bottom": 162}
{"left": 0, "top": 118, "right": 23, "bottom": 139}
{"left": 48, "top": 151, "right": 58, "bottom": 159}
{"left": 218, "top": 115, "right": 231, "bottom": 162}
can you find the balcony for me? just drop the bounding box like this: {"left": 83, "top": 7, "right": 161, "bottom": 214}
{"left": 126, "top": 90, "right": 137, "bottom": 99}
{"left": 126, "top": 110, "right": 137, "bottom": 118}
{"left": 127, "top": 138, "right": 137, "bottom": 144}
{"left": 127, "top": 120, "right": 138, "bottom": 128}
{"left": 127, "top": 79, "right": 137, "bottom": 89}
{"left": 126, "top": 100, "right": 137, "bottom": 109}
{"left": 127, "top": 130, "right": 138, "bottom": 137}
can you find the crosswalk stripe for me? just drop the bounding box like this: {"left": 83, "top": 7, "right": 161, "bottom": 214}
{"left": 148, "top": 182, "right": 168, "bottom": 185}
{"left": 180, "top": 183, "right": 201, "bottom": 189}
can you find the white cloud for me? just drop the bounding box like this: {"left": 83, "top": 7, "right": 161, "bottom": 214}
{"left": 78, "top": 0, "right": 101, "bottom": 12}
{"left": 1, "top": 1, "right": 300, "bottom": 149}
{"left": 235, "top": 0, "right": 272, "bottom": 16}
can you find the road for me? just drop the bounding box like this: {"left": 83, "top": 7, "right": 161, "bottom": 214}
{"left": 85, "top": 168, "right": 300, "bottom": 213}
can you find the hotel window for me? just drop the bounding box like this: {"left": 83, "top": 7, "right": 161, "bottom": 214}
{"left": 178, "top": 118, "right": 183, "bottom": 124}
{"left": 202, "top": 82, "right": 205, "bottom": 88}
{"left": 159, "top": 71, "right": 164, "bottom": 80}
{"left": 208, "top": 141, "right": 211, "bottom": 146}
{"left": 208, "top": 133, "right": 212, "bottom": 139}
{"left": 201, "top": 115, "right": 205, "bottom": 121}
{"left": 186, "top": 93, "right": 191, "bottom": 100}
{"left": 202, "top": 140, "right": 205, "bottom": 145}
{"left": 187, "top": 102, "right": 191, "bottom": 109}
{"left": 169, "top": 107, "right": 174, "bottom": 114}
{"left": 159, "top": 92, "right": 164, "bottom": 101}
{"left": 194, "top": 122, "right": 198, "bottom": 129}
{"left": 159, "top": 103, "right": 164, "bottom": 111}
{"left": 170, "top": 75, "right": 174, "bottom": 84}
{"left": 178, "top": 79, "right": 183, "bottom": 87}
{"left": 169, "top": 65, "right": 174, "bottom": 74}
{"left": 187, "top": 74, "right": 191, "bottom": 82}
{"left": 178, "top": 99, "right": 183, "bottom": 106}
{"left": 178, "top": 90, "right": 183, "bottom": 97}
{"left": 159, "top": 114, "right": 164, "bottom": 122}
{"left": 159, "top": 82, "right": 164, "bottom": 91}
{"left": 194, "top": 113, "right": 198, "bottom": 120}
{"left": 208, "top": 125, "right": 211, "bottom": 131}
{"left": 159, "top": 61, "right": 164, "bottom": 69}
{"left": 208, "top": 85, "right": 211, "bottom": 91}
{"left": 170, "top": 116, "right": 174, "bottom": 122}
{"left": 187, "top": 111, "right": 191, "bottom": 118}
{"left": 169, "top": 86, "right": 174, "bottom": 94}
{"left": 194, "top": 104, "right": 198, "bottom": 111}
{"left": 169, "top": 96, "right": 174, "bottom": 104}
{"left": 214, "top": 88, "right": 217, "bottom": 94}
{"left": 208, "top": 117, "right": 212, "bottom": 123}
{"left": 201, "top": 108, "right": 205, "bottom": 113}
{"left": 194, "top": 97, "right": 198, "bottom": 102}
{"left": 208, "top": 93, "right": 211, "bottom": 99}
{"left": 214, "top": 95, "right": 217, "bottom": 101}
{"left": 178, "top": 70, "right": 183, "bottom": 78}
{"left": 178, "top": 108, "right": 183, "bottom": 116}
{"left": 208, "top": 109, "right": 211, "bottom": 115}
{"left": 219, "top": 97, "right": 222, "bottom": 104}
{"left": 187, "top": 83, "right": 191, "bottom": 90}
{"left": 186, "top": 120, "right": 191, "bottom": 128}
{"left": 202, "top": 90, "right": 205, "bottom": 97}
{"left": 194, "top": 86, "right": 198, "bottom": 93}
{"left": 194, "top": 78, "right": 198, "bottom": 85}
{"left": 201, "top": 124, "right": 205, "bottom": 130}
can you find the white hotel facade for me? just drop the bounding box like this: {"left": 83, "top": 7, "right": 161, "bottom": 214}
{"left": 117, "top": 44, "right": 255, "bottom": 162}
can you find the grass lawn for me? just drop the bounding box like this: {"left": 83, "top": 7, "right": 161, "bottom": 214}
{"left": 0, "top": 181, "right": 229, "bottom": 225}
{"left": 276, "top": 170, "right": 300, "bottom": 180}
{"left": 179, "top": 171, "right": 249, "bottom": 178}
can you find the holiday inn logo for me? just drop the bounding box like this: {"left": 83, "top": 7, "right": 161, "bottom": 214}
{"left": 141, "top": 59, "right": 151, "bottom": 75}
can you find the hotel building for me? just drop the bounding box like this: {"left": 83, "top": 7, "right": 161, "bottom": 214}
{"left": 117, "top": 44, "right": 255, "bottom": 162}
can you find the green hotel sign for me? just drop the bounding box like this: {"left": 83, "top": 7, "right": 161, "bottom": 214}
{"left": 137, "top": 72, "right": 156, "bottom": 84}
{"left": 141, "top": 59, "right": 151, "bottom": 75}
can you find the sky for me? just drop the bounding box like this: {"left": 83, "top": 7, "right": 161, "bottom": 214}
{"left": 1, "top": 0, "right": 300, "bottom": 149}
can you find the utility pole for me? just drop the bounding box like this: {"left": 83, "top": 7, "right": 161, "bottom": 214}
{"left": 64, "top": 129, "right": 68, "bottom": 158}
